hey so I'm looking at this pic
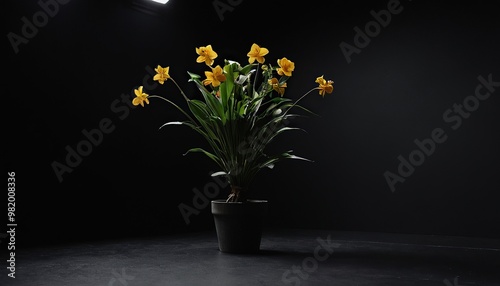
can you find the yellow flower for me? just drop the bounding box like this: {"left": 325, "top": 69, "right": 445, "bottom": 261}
{"left": 277, "top": 57, "right": 295, "bottom": 77}
{"left": 315, "top": 75, "right": 327, "bottom": 85}
{"left": 315, "top": 75, "right": 334, "bottom": 97}
{"left": 196, "top": 45, "right": 218, "bottom": 66}
{"left": 247, "top": 43, "right": 269, "bottom": 64}
{"left": 132, "top": 86, "right": 150, "bottom": 107}
{"left": 202, "top": 65, "right": 226, "bottom": 87}
{"left": 269, "top": 77, "right": 287, "bottom": 96}
{"left": 153, "top": 65, "right": 170, "bottom": 85}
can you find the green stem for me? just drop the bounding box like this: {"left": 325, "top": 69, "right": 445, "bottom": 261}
{"left": 148, "top": 95, "right": 198, "bottom": 125}
{"left": 282, "top": 87, "right": 318, "bottom": 117}
{"left": 170, "top": 78, "right": 190, "bottom": 102}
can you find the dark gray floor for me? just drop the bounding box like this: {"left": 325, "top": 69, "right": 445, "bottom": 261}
{"left": 1, "top": 228, "right": 499, "bottom": 286}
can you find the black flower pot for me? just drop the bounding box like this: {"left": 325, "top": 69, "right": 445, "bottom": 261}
{"left": 211, "top": 199, "right": 268, "bottom": 253}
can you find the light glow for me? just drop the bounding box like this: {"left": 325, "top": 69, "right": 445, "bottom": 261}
{"left": 150, "top": 0, "right": 169, "bottom": 4}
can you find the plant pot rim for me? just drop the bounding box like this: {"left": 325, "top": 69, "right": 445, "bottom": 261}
{"left": 211, "top": 199, "right": 268, "bottom": 216}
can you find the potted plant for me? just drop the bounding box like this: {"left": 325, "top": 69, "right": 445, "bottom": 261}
{"left": 131, "top": 43, "right": 334, "bottom": 253}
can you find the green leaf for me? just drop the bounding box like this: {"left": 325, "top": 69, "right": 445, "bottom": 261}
{"left": 188, "top": 100, "right": 210, "bottom": 119}
{"left": 219, "top": 81, "right": 229, "bottom": 112}
{"left": 258, "top": 151, "right": 313, "bottom": 169}
{"left": 188, "top": 100, "right": 221, "bottom": 141}
{"left": 158, "top": 121, "right": 183, "bottom": 128}
{"left": 223, "top": 64, "right": 235, "bottom": 103}
{"left": 266, "top": 126, "right": 304, "bottom": 143}
{"left": 184, "top": 148, "right": 223, "bottom": 166}
{"left": 211, "top": 171, "right": 227, "bottom": 177}
{"left": 240, "top": 63, "right": 256, "bottom": 75}
{"left": 187, "top": 71, "right": 201, "bottom": 79}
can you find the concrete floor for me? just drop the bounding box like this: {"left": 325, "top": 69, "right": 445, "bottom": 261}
{"left": 1, "top": 228, "right": 499, "bottom": 286}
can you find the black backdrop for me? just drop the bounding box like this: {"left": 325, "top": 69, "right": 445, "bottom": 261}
{"left": 5, "top": 0, "right": 500, "bottom": 247}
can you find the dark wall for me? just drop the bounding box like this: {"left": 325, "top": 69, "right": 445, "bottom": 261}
{"left": 5, "top": 0, "right": 499, "bottom": 247}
